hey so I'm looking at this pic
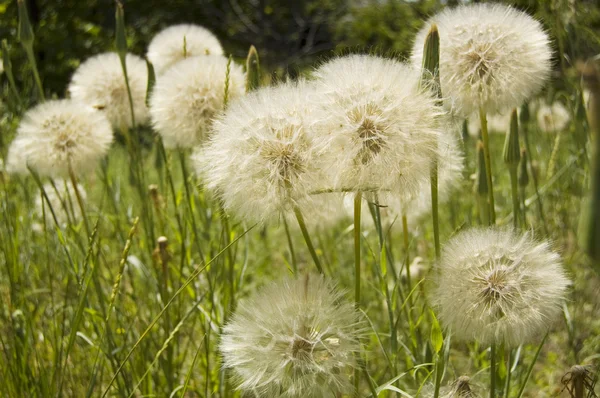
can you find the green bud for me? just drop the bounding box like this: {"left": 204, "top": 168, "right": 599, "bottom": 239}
{"left": 115, "top": 0, "right": 127, "bottom": 59}
{"left": 518, "top": 148, "right": 529, "bottom": 188}
{"left": 245, "top": 45, "right": 260, "bottom": 93}
{"left": 17, "top": 0, "right": 34, "bottom": 46}
{"left": 519, "top": 102, "right": 530, "bottom": 126}
{"left": 503, "top": 108, "right": 521, "bottom": 167}
{"left": 420, "top": 24, "right": 441, "bottom": 99}
{"left": 145, "top": 59, "right": 156, "bottom": 107}
{"left": 475, "top": 140, "right": 488, "bottom": 196}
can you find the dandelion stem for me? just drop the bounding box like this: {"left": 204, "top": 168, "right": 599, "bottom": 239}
{"left": 282, "top": 216, "right": 298, "bottom": 273}
{"left": 504, "top": 349, "right": 513, "bottom": 398}
{"left": 23, "top": 46, "right": 45, "bottom": 101}
{"left": 490, "top": 343, "right": 497, "bottom": 398}
{"left": 479, "top": 108, "right": 496, "bottom": 224}
{"left": 509, "top": 168, "right": 520, "bottom": 230}
{"left": 68, "top": 164, "right": 91, "bottom": 238}
{"left": 353, "top": 191, "right": 362, "bottom": 396}
{"left": 402, "top": 214, "right": 412, "bottom": 294}
{"left": 293, "top": 206, "right": 323, "bottom": 275}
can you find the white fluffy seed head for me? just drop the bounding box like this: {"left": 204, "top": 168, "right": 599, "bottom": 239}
{"left": 536, "top": 102, "right": 571, "bottom": 133}
{"left": 147, "top": 24, "right": 223, "bottom": 75}
{"left": 412, "top": 3, "right": 552, "bottom": 116}
{"left": 150, "top": 55, "right": 245, "bottom": 149}
{"left": 430, "top": 227, "right": 570, "bottom": 348}
{"left": 68, "top": 52, "right": 149, "bottom": 129}
{"left": 220, "top": 275, "right": 362, "bottom": 397}
{"left": 422, "top": 376, "right": 483, "bottom": 398}
{"left": 310, "top": 55, "right": 445, "bottom": 198}
{"left": 35, "top": 181, "right": 86, "bottom": 227}
{"left": 6, "top": 100, "right": 113, "bottom": 178}
{"left": 195, "top": 82, "right": 325, "bottom": 224}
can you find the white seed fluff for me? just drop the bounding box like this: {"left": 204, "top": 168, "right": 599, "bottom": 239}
{"left": 536, "top": 102, "right": 571, "bottom": 133}
{"left": 310, "top": 55, "right": 444, "bottom": 197}
{"left": 220, "top": 275, "right": 362, "bottom": 397}
{"left": 147, "top": 24, "right": 223, "bottom": 75}
{"left": 6, "top": 100, "right": 113, "bottom": 178}
{"left": 412, "top": 3, "right": 552, "bottom": 116}
{"left": 68, "top": 52, "right": 149, "bottom": 129}
{"left": 430, "top": 227, "right": 570, "bottom": 348}
{"left": 195, "top": 82, "right": 324, "bottom": 224}
{"left": 150, "top": 55, "right": 245, "bottom": 149}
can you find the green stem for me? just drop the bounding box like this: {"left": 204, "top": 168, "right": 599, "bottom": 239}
{"left": 431, "top": 157, "right": 441, "bottom": 258}
{"left": 522, "top": 122, "right": 549, "bottom": 235}
{"left": 516, "top": 334, "right": 548, "bottom": 398}
{"left": 292, "top": 206, "right": 323, "bottom": 275}
{"left": 480, "top": 108, "right": 496, "bottom": 224}
{"left": 68, "top": 165, "right": 90, "bottom": 238}
{"left": 509, "top": 167, "right": 520, "bottom": 230}
{"left": 504, "top": 349, "right": 512, "bottom": 398}
{"left": 432, "top": 348, "right": 445, "bottom": 398}
{"left": 402, "top": 214, "right": 412, "bottom": 294}
{"left": 282, "top": 216, "right": 298, "bottom": 273}
{"left": 490, "top": 343, "right": 497, "bottom": 398}
{"left": 353, "top": 191, "right": 362, "bottom": 396}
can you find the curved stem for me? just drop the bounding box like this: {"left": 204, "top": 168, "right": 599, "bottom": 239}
{"left": 68, "top": 164, "right": 90, "bottom": 238}
{"left": 480, "top": 108, "right": 496, "bottom": 224}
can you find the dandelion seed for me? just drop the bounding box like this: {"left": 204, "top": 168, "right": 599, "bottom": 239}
{"left": 194, "top": 82, "right": 324, "bottom": 224}
{"left": 310, "top": 55, "right": 444, "bottom": 197}
{"left": 6, "top": 100, "right": 113, "bottom": 178}
{"left": 537, "top": 102, "right": 571, "bottom": 133}
{"left": 412, "top": 3, "right": 551, "bottom": 116}
{"left": 147, "top": 24, "right": 223, "bottom": 75}
{"left": 220, "top": 275, "right": 362, "bottom": 397}
{"left": 150, "top": 55, "right": 245, "bottom": 149}
{"left": 430, "top": 227, "right": 570, "bottom": 347}
{"left": 68, "top": 52, "right": 149, "bottom": 129}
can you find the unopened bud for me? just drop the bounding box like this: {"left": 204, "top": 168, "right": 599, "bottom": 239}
{"left": 518, "top": 148, "right": 529, "bottom": 188}
{"left": 503, "top": 108, "right": 520, "bottom": 168}
{"left": 17, "top": 0, "right": 34, "bottom": 47}
{"left": 245, "top": 45, "right": 260, "bottom": 92}
{"left": 115, "top": 1, "right": 127, "bottom": 60}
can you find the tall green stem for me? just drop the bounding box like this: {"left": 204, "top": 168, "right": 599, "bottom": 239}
{"left": 431, "top": 158, "right": 441, "bottom": 258}
{"left": 68, "top": 165, "right": 90, "bottom": 238}
{"left": 480, "top": 108, "right": 496, "bottom": 224}
{"left": 509, "top": 168, "right": 519, "bottom": 230}
{"left": 24, "top": 46, "right": 45, "bottom": 101}
{"left": 353, "top": 191, "right": 362, "bottom": 396}
{"left": 293, "top": 206, "right": 323, "bottom": 275}
{"left": 490, "top": 343, "right": 497, "bottom": 398}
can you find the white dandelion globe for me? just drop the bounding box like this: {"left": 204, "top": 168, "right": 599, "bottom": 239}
{"left": 150, "top": 55, "right": 245, "bottom": 149}
{"left": 6, "top": 100, "right": 113, "bottom": 178}
{"left": 68, "top": 52, "right": 149, "bottom": 129}
{"left": 536, "top": 102, "right": 571, "bottom": 133}
{"left": 220, "top": 275, "right": 362, "bottom": 397}
{"left": 147, "top": 24, "right": 223, "bottom": 75}
{"left": 431, "top": 227, "right": 570, "bottom": 347}
{"left": 310, "top": 55, "right": 444, "bottom": 197}
{"left": 412, "top": 3, "right": 552, "bottom": 116}
{"left": 195, "top": 82, "right": 324, "bottom": 224}
{"left": 35, "top": 181, "right": 86, "bottom": 227}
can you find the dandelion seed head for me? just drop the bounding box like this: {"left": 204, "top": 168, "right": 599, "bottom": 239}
{"left": 311, "top": 55, "right": 444, "bottom": 197}
{"left": 431, "top": 227, "right": 570, "bottom": 347}
{"left": 68, "top": 52, "right": 149, "bottom": 129}
{"left": 412, "top": 4, "right": 551, "bottom": 116}
{"left": 6, "top": 100, "right": 113, "bottom": 178}
{"left": 147, "top": 24, "right": 223, "bottom": 75}
{"left": 423, "top": 376, "right": 483, "bottom": 398}
{"left": 194, "top": 82, "right": 324, "bottom": 224}
{"left": 536, "top": 102, "right": 571, "bottom": 133}
{"left": 220, "top": 275, "right": 362, "bottom": 397}
{"left": 150, "top": 55, "right": 244, "bottom": 148}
